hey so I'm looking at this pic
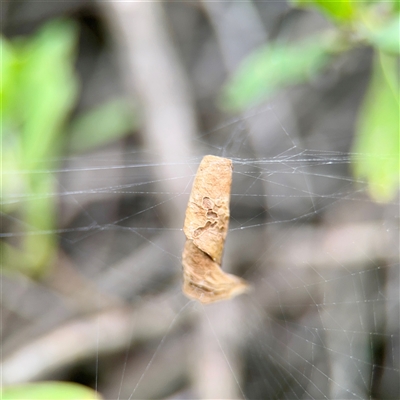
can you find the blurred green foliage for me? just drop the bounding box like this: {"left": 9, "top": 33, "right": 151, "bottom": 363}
{"left": 293, "top": 0, "right": 356, "bottom": 22}
{"left": 220, "top": 39, "right": 330, "bottom": 111}
{"left": 2, "top": 381, "right": 102, "bottom": 400}
{"left": 1, "top": 20, "right": 137, "bottom": 276}
{"left": 68, "top": 98, "right": 137, "bottom": 153}
{"left": 354, "top": 52, "right": 399, "bottom": 201}
{"left": 221, "top": 0, "right": 399, "bottom": 202}
{"left": 1, "top": 20, "right": 79, "bottom": 276}
{"left": 364, "top": 13, "right": 400, "bottom": 53}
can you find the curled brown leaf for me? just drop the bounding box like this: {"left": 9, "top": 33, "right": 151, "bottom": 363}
{"left": 182, "top": 155, "right": 249, "bottom": 304}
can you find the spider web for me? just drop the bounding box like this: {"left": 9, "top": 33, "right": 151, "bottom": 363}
{"left": 1, "top": 103, "right": 399, "bottom": 400}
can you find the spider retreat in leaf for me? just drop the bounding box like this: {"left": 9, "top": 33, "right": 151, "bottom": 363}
{"left": 182, "top": 155, "right": 249, "bottom": 304}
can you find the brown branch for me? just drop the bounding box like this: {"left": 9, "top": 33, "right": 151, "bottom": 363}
{"left": 100, "top": 1, "right": 197, "bottom": 225}
{"left": 1, "top": 296, "right": 189, "bottom": 385}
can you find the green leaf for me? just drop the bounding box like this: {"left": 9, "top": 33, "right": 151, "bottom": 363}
{"left": 353, "top": 51, "right": 399, "bottom": 201}
{"left": 1, "top": 20, "right": 80, "bottom": 276}
{"left": 220, "top": 38, "right": 330, "bottom": 111}
{"left": 0, "top": 36, "right": 18, "bottom": 126}
{"left": 2, "top": 381, "right": 102, "bottom": 400}
{"left": 364, "top": 13, "right": 400, "bottom": 54}
{"left": 22, "top": 174, "right": 58, "bottom": 275}
{"left": 18, "top": 19, "right": 79, "bottom": 169}
{"left": 291, "top": 0, "right": 357, "bottom": 22}
{"left": 68, "top": 99, "right": 137, "bottom": 153}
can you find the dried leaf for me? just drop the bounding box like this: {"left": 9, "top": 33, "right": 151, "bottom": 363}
{"left": 182, "top": 155, "right": 249, "bottom": 304}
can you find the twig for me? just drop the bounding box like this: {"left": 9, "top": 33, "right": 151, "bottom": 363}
{"left": 100, "top": 1, "right": 197, "bottom": 225}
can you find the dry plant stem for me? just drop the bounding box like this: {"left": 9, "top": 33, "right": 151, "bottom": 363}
{"left": 191, "top": 303, "right": 246, "bottom": 399}
{"left": 182, "top": 155, "right": 248, "bottom": 304}
{"left": 101, "top": 1, "right": 197, "bottom": 224}
{"left": 201, "top": 0, "right": 267, "bottom": 71}
{"left": 200, "top": 0, "right": 276, "bottom": 203}
{"left": 1, "top": 296, "right": 188, "bottom": 385}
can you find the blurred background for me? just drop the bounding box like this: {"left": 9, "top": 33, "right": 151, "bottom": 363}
{"left": 1, "top": 1, "right": 399, "bottom": 399}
